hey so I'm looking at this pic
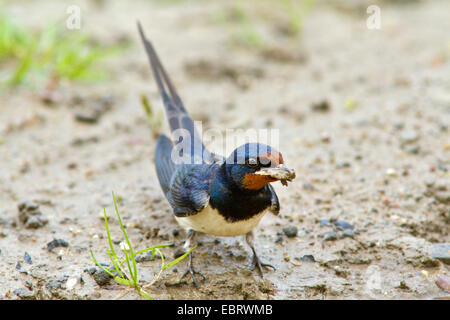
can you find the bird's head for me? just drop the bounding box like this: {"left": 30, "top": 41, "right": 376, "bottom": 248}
{"left": 224, "top": 143, "right": 296, "bottom": 191}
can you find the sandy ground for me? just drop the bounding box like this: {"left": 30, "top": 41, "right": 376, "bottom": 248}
{"left": 0, "top": 0, "right": 449, "bottom": 300}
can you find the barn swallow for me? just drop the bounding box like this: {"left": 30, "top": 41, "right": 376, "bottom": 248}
{"left": 138, "top": 22, "right": 296, "bottom": 286}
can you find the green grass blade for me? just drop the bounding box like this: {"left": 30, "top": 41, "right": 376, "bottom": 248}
{"left": 103, "top": 208, "right": 124, "bottom": 278}
{"left": 90, "top": 250, "right": 116, "bottom": 278}
{"left": 90, "top": 192, "right": 196, "bottom": 299}
{"left": 114, "top": 277, "right": 133, "bottom": 286}
{"left": 162, "top": 245, "right": 197, "bottom": 270}
{"left": 155, "top": 248, "right": 165, "bottom": 270}
{"left": 0, "top": 13, "right": 127, "bottom": 88}
{"left": 106, "top": 248, "right": 124, "bottom": 278}
{"left": 9, "top": 48, "right": 33, "bottom": 85}
{"left": 139, "top": 289, "right": 155, "bottom": 300}
{"left": 112, "top": 191, "right": 137, "bottom": 284}
{"left": 122, "top": 245, "right": 135, "bottom": 285}
{"left": 119, "top": 243, "right": 173, "bottom": 266}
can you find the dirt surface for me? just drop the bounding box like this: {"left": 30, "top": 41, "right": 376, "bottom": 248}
{"left": 0, "top": 0, "right": 449, "bottom": 300}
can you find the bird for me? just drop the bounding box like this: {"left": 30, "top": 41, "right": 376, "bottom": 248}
{"left": 137, "top": 22, "right": 296, "bottom": 286}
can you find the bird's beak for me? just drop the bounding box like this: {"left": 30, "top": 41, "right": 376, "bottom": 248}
{"left": 254, "top": 164, "right": 296, "bottom": 186}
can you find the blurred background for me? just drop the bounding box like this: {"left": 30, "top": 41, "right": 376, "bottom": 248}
{"left": 0, "top": 0, "right": 449, "bottom": 300}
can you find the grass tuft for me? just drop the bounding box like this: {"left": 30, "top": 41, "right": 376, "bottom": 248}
{"left": 214, "top": 0, "right": 315, "bottom": 49}
{"left": 0, "top": 12, "right": 126, "bottom": 89}
{"left": 90, "top": 191, "right": 195, "bottom": 299}
{"left": 278, "top": 0, "right": 315, "bottom": 38}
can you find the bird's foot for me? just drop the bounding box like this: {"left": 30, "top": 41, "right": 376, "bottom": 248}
{"left": 245, "top": 231, "right": 276, "bottom": 278}
{"left": 180, "top": 253, "right": 206, "bottom": 287}
{"left": 181, "top": 264, "right": 206, "bottom": 287}
{"left": 250, "top": 253, "right": 276, "bottom": 278}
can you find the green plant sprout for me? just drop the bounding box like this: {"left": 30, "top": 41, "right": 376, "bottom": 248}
{"left": 90, "top": 192, "right": 195, "bottom": 299}
{"left": 213, "top": 0, "right": 315, "bottom": 49}
{"left": 0, "top": 12, "right": 126, "bottom": 88}
{"left": 140, "top": 93, "right": 164, "bottom": 138}
{"left": 279, "top": 0, "right": 315, "bottom": 37}
{"left": 213, "top": 0, "right": 264, "bottom": 48}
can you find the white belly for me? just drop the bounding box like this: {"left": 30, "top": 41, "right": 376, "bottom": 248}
{"left": 175, "top": 206, "right": 267, "bottom": 237}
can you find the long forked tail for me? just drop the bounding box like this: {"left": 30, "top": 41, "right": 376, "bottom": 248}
{"left": 137, "top": 21, "right": 213, "bottom": 164}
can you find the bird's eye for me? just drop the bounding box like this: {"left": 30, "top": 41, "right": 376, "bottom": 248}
{"left": 259, "top": 157, "right": 271, "bottom": 167}
{"left": 247, "top": 157, "right": 258, "bottom": 167}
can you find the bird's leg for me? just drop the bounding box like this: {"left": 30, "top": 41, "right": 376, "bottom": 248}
{"left": 245, "top": 231, "right": 276, "bottom": 277}
{"left": 180, "top": 229, "right": 206, "bottom": 287}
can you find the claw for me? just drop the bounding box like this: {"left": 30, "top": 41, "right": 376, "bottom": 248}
{"left": 250, "top": 251, "right": 276, "bottom": 278}
{"left": 180, "top": 252, "right": 206, "bottom": 287}
{"left": 245, "top": 230, "right": 275, "bottom": 278}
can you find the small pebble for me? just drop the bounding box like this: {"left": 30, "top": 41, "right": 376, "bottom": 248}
{"left": 74, "top": 110, "right": 100, "bottom": 124}
{"left": 302, "top": 183, "right": 315, "bottom": 191}
{"left": 434, "top": 192, "right": 450, "bottom": 204}
{"left": 400, "top": 130, "right": 420, "bottom": 144}
{"left": 340, "top": 230, "right": 355, "bottom": 239}
{"left": 91, "top": 268, "right": 113, "bottom": 286}
{"left": 46, "top": 280, "right": 62, "bottom": 291}
{"left": 320, "top": 132, "right": 331, "bottom": 143}
{"left": 406, "top": 145, "right": 420, "bottom": 154}
{"left": 435, "top": 275, "right": 450, "bottom": 293}
{"left": 24, "top": 252, "right": 32, "bottom": 264}
{"left": 13, "top": 287, "right": 35, "bottom": 300}
{"left": 311, "top": 100, "right": 330, "bottom": 113}
{"left": 71, "top": 136, "right": 99, "bottom": 147}
{"left": 274, "top": 236, "right": 284, "bottom": 244}
{"left": 47, "top": 239, "right": 69, "bottom": 251}
{"left": 337, "top": 162, "right": 351, "bottom": 169}
{"left": 17, "top": 201, "right": 48, "bottom": 229}
{"left": 86, "top": 267, "right": 97, "bottom": 275}
{"left": 282, "top": 226, "right": 298, "bottom": 238}
{"left": 386, "top": 168, "right": 398, "bottom": 177}
{"left": 430, "top": 243, "right": 450, "bottom": 264}
{"left": 135, "top": 251, "right": 161, "bottom": 263}
{"left": 304, "top": 227, "right": 313, "bottom": 234}
{"left": 25, "top": 216, "right": 48, "bottom": 229}
{"left": 393, "top": 122, "right": 404, "bottom": 130}
{"left": 324, "top": 231, "right": 338, "bottom": 241}
{"left": 300, "top": 255, "right": 316, "bottom": 263}
{"left": 333, "top": 220, "right": 355, "bottom": 231}
{"left": 424, "top": 179, "right": 435, "bottom": 188}
{"left": 66, "top": 277, "right": 77, "bottom": 290}
{"left": 119, "top": 241, "right": 130, "bottom": 251}
{"left": 421, "top": 270, "right": 429, "bottom": 279}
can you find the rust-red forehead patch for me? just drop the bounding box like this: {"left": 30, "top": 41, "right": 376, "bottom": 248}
{"left": 259, "top": 152, "right": 284, "bottom": 165}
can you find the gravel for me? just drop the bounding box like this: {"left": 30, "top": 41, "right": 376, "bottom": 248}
{"left": 17, "top": 201, "right": 48, "bottom": 229}
{"left": 434, "top": 192, "right": 450, "bottom": 204}
{"left": 333, "top": 220, "right": 355, "bottom": 231}
{"left": 323, "top": 231, "right": 338, "bottom": 241}
{"left": 300, "top": 255, "right": 316, "bottom": 263}
{"left": 47, "top": 239, "right": 69, "bottom": 251}
{"left": 13, "top": 287, "right": 35, "bottom": 300}
{"left": 282, "top": 226, "right": 298, "bottom": 238}
{"left": 90, "top": 268, "right": 114, "bottom": 286}
{"left": 24, "top": 252, "right": 32, "bottom": 264}
{"left": 430, "top": 243, "right": 450, "bottom": 264}
{"left": 46, "top": 280, "right": 63, "bottom": 291}
{"left": 400, "top": 130, "right": 420, "bottom": 144}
